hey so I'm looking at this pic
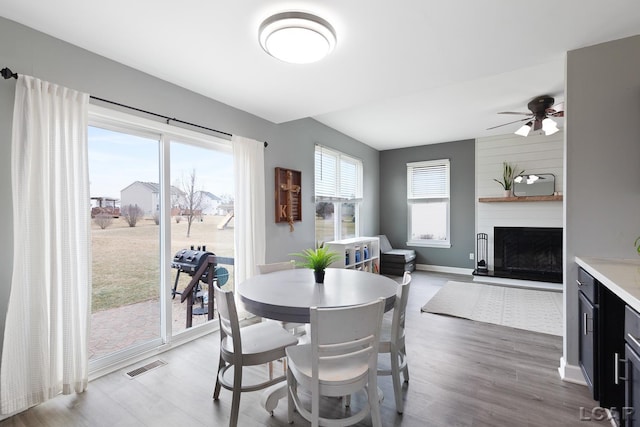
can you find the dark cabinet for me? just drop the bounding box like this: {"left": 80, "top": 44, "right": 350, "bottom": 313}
{"left": 577, "top": 267, "right": 625, "bottom": 409}
{"left": 624, "top": 306, "right": 640, "bottom": 426}
{"left": 625, "top": 344, "right": 640, "bottom": 426}
{"left": 600, "top": 284, "right": 625, "bottom": 408}
{"left": 579, "top": 291, "right": 597, "bottom": 396}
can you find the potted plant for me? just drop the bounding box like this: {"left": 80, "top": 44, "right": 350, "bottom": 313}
{"left": 494, "top": 162, "right": 524, "bottom": 197}
{"left": 635, "top": 237, "right": 640, "bottom": 256}
{"left": 291, "top": 245, "right": 340, "bottom": 283}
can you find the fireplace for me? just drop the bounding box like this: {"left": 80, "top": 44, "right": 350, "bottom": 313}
{"left": 492, "top": 226, "right": 563, "bottom": 283}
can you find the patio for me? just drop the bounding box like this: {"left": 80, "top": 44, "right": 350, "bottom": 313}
{"left": 89, "top": 295, "right": 210, "bottom": 360}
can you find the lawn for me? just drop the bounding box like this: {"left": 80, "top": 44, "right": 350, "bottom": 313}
{"left": 91, "top": 214, "right": 355, "bottom": 312}
{"left": 91, "top": 215, "right": 234, "bottom": 312}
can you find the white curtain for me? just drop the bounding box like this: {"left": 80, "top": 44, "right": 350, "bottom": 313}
{"left": 1, "top": 76, "right": 90, "bottom": 414}
{"left": 232, "top": 135, "right": 266, "bottom": 285}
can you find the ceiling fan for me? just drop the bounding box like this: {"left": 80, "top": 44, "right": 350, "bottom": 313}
{"left": 487, "top": 95, "right": 565, "bottom": 136}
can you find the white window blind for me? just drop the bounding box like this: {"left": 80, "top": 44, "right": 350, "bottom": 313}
{"left": 315, "top": 145, "right": 362, "bottom": 201}
{"left": 406, "top": 159, "right": 451, "bottom": 247}
{"left": 407, "top": 159, "right": 450, "bottom": 199}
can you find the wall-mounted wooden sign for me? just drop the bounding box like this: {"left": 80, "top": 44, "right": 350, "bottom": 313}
{"left": 275, "top": 167, "right": 301, "bottom": 232}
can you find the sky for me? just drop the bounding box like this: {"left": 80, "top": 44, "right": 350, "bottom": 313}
{"left": 88, "top": 126, "right": 234, "bottom": 201}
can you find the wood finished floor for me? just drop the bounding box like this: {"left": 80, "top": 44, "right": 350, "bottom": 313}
{"left": 0, "top": 271, "right": 610, "bottom": 427}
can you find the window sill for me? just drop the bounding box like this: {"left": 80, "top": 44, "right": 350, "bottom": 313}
{"left": 407, "top": 240, "right": 451, "bottom": 248}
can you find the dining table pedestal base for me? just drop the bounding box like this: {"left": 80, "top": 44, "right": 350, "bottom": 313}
{"left": 260, "top": 382, "right": 288, "bottom": 414}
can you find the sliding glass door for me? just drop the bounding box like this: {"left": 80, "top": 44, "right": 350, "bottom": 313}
{"left": 88, "top": 125, "right": 162, "bottom": 361}
{"left": 87, "top": 106, "right": 234, "bottom": 370}
{"left": 169, "top": 139, "right": 234, "bottom": 336}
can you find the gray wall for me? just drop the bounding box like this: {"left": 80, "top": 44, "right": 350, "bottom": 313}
{"left": 379, "top": 139, "right": 476, "bottom": 269}
{"left": 564, "top": 35, "right": 640, "bottom": 365}
{"left": 0, "top": 17, "right": 379, "bottom": 360}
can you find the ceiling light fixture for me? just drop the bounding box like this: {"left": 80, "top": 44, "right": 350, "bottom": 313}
{"left": 259, "top": 12, "right": 336, "bottom": 64}
{"left": 514, "top": 118, "right": 560, "bottom": 137}
{"left": 515, "top": 121, "right": 532, "bottom": 137}
{"left": 542, "top": 117, "right": 559, "bottom": 136}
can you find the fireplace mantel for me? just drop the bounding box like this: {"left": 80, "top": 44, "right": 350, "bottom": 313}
{"left": 478, "top": 195, "right": 563, "bottom": 203}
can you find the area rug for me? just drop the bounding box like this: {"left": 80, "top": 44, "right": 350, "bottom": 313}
{"left": 421, "top": 281, "right": 563, "bottom": 336}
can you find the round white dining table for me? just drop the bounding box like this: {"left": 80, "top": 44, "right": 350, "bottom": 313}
{"left": 238, "top": 267, "right": 397, "bottom": 414}
{"left": 238, "top": 268, "right": 398, "bottom": 323}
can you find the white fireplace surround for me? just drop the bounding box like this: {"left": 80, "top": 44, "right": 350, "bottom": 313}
{"left": 475, "top": 132, "right": 564, "bottom": 290}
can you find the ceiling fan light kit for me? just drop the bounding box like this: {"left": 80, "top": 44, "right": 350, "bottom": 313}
{"left": 490, "top": 95, "right": 564, "bottom": 137}
{"left": 542, "top": 117, "right": 559, "bottom": 135}
{"left": 515, "top": 121, "right": 532, "bottom": 137}
{"left": 259, "top": 11, "right": 336, "bottom": 64}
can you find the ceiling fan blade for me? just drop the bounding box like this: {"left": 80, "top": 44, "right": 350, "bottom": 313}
{"left": 486, "top": 116, "right": 532, "bottom": 130}
{"left": 546, "top": 102, "right": 565, "bottom": 117}
{"left": 547, "top": 110, "right": 564, "bottom": 118}
{"left": 497, "top": 111, "right": 532, "bottom": 115}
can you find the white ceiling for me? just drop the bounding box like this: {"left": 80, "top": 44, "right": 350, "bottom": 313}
{"left": 2, "top": 0, "right": 640, "bottom": 150}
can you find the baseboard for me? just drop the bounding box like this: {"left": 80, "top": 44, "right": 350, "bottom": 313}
{"left": 416, "top": 264, "right": 474, "bottom": 276}
{"left": 473, "top": 275, "right": 563, "bottom": 291}
{"left": 558, "top": 357, "right": 588, "bottom": 385}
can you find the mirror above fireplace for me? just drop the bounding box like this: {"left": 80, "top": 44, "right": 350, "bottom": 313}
{"left": 513, "top": 173, "right": 555, "bottom": 197}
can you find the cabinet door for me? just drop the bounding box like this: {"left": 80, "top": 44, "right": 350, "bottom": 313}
{"left": 579, "top": 291, "right": 598, "bottom": 399}
{"left": 625, "top": 344, "right": 640, "bottom": 426}
{"left": 599, "top": 285, "right": 626, "bottom": 408}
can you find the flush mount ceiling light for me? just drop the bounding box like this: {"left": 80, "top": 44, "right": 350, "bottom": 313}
{"left": 259, "top": 12, "right": 336, "bottom": 64}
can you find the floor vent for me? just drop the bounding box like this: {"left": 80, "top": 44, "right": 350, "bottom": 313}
{"left": 125, "top": 359, "right": 167, "bottom": 379}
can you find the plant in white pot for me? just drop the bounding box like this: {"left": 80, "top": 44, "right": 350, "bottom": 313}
{"left": 291, "top": 246, "right": 340, "bottom": 283}
{"left": 493, "top": 162, "right": 524, "bottom": 197}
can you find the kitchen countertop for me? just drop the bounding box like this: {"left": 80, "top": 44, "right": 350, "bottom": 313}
{"left": 575, "top": 256, "right": 640, "bottom": 312}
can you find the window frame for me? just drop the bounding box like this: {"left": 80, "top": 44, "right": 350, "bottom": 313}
{"left": 406, "top": 159, "right": 451, "bottom": 248}
{"left": 87, "top": 104, "right": 232, "bottom": 375}
{"left": 314, "top": 145, "right": 363, "bottom": 242}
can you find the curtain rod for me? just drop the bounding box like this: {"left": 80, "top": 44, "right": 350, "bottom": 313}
{"left": 1, "top": 67, "right": 268, "bottom": 148}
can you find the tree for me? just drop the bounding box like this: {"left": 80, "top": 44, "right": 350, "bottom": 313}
{"left": 93, "top": 212, "right": 114, "bottom": 230}
{"left": 316, "top": 202, "right": 334, "bottom": 219}
{"left": 122, "top": 204, "right": 144, "bottom": 227}
{"left": 179, "top": 169, "right": 203, "bottom": 237}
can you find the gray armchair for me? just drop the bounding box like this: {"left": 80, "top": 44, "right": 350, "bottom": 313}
{"left": 377, "top": 235, "right": 416, "bottom": 276}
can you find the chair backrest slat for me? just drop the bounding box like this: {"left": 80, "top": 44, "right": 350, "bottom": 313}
{"left": 256, "top": 261, "right": 295, "bottom": 275}
{"left": 312, "top": 300, "right": 384, "bottom": 346}
{"left": 213, "top": 286, "right": 242, "bottom": 354}
{"left": 391, "top": 273, "right": 412, "bottom": 342}
{"left": 310, "top": 298, "right": 385, "bottom": 378}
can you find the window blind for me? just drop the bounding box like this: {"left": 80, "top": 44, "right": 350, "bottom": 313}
{"left": 315, "top": 145, "right": 362, "bottom": 201}
{"left": 407, "top": 159, "right": 450, "bottom": 199}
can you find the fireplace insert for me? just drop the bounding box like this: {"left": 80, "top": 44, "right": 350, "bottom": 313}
{"left": 493, "top": 226, "right": 563, "bottom": 283}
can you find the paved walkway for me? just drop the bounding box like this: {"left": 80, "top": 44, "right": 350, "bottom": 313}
{"left": 89, "top": 297, "right": 209, "bottom": 360}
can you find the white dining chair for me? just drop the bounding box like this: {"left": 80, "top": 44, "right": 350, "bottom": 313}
{"left": 256, "top": 260, "right": 306, "bottom": 338}
{"left": 378, "top": 271, "right": 412, "bottom": 414}
{"left": 256, "top": 260, "right": 296, "bottom": 274}
{"left": 286, "top": 298, "right": 385, "bottom": 427}
{"left": 212, "top": 286, "right": 298, "bottom": 427}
